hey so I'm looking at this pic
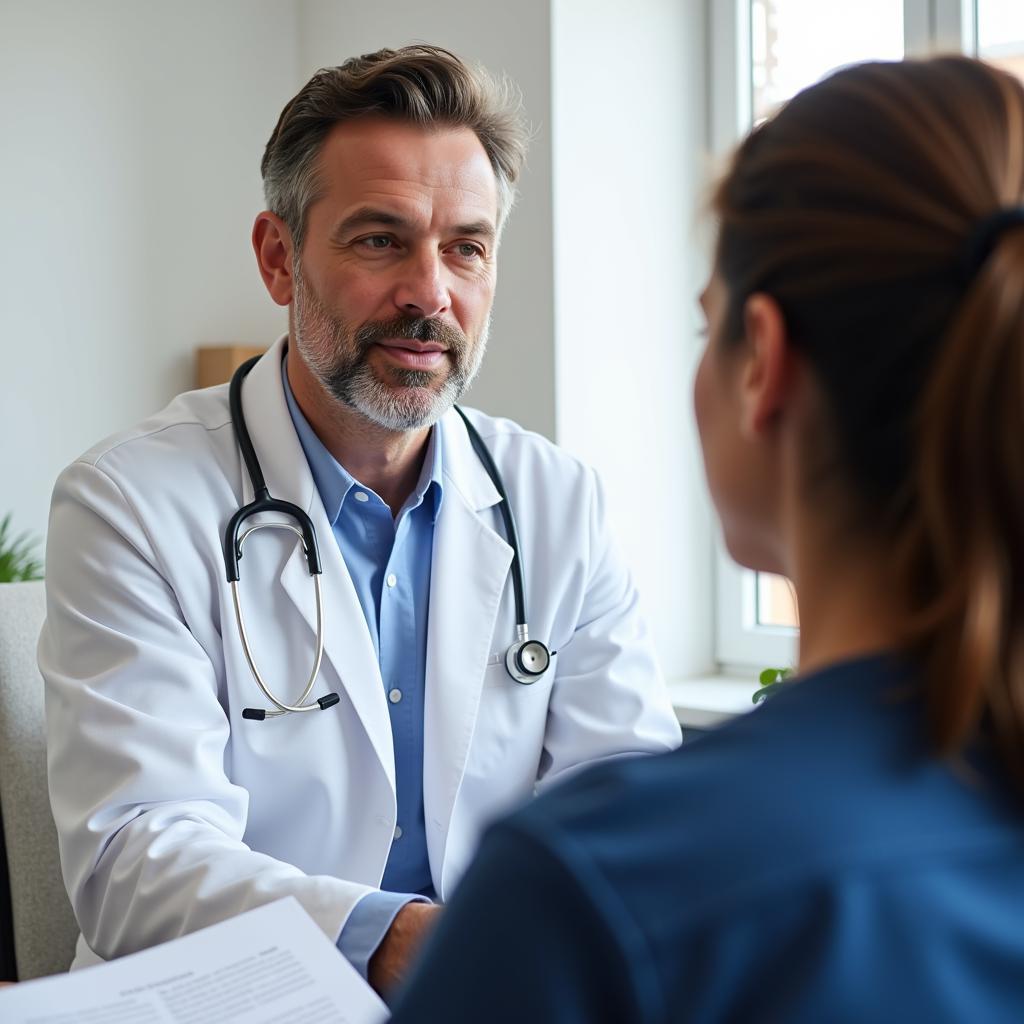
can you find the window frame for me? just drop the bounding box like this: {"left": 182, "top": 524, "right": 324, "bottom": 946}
{"left": 710, "top": 0, "right": 977, "bottom": 670}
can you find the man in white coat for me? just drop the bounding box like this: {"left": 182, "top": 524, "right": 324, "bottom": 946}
{"left": 39, "top": 45, "right": 680, "bottom": 998}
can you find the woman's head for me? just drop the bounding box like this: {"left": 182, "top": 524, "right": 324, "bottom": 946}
{"left": 697, "top": 56, "right": 1024, "bottom": 784}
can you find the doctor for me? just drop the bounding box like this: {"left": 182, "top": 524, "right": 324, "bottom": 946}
{"left": 39, "top": 44, "right": 680, "bottom": 996}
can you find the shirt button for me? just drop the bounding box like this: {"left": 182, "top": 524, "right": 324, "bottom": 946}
{"left": 394, "top": 825, "right": 403, "bottom": 840}
{"left": 386, "top": 573, "right": 398, "bottom": 588}
{"left": 354, "top": 491, "right": 369, "bottom": 503}
{"left": 389, "top": 688, "right": 403, "bottom": 704}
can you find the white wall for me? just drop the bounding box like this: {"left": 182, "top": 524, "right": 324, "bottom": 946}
{"left": 552, "top": 0, "right": 714, "bottom": 677}
{"left": 0, "top": 0, "right": 297, "bottom": 546}
{"left": 297, "top": 0, "right": 558, "bottom": 440}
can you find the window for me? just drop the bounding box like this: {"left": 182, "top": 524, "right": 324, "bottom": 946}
{"left": 711, "top": 0, "right": 984, "bottom": 670}
{"left": 977, "top": 2, "right": 1024, "bottom": 80}
{"left": 751, "top": 0, "right": 904, "bottom": 122}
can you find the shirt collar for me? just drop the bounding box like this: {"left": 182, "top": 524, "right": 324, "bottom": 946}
{"left": 418, "top": 421, "right": 445, "bottom": 523}
{"left": 281, "top": 355, "right": 444, "bottom": 525}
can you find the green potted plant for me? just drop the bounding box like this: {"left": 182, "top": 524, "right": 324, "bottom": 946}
{"left": 754, "top": 666, "right": 792, "bottom": 704}
{"left": 0, "top": 513, "right": 43, "bottom": 582}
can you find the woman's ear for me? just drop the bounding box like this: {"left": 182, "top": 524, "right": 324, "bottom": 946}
{"left": 738, "top": 292, "right": 795, "bottom": 440}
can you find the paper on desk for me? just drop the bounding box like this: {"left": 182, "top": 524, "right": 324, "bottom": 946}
{"left": 0, "top": 897, "right": 388, "bottom": 1024}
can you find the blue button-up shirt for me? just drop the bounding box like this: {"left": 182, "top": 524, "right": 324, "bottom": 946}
{"left": 282, "top": 362, "right": 440, "bottom": 979}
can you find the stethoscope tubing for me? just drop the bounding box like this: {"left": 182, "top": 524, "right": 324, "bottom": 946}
{"left": 453, "top": 405, "right": 528, "bottom": 627}
{"left": 230, "top": 523, "right": 327, "bottom": 716}
{"left": 224, "top": 354, "right": 550, "bottom": 719}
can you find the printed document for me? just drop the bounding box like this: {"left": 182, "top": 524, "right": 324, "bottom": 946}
{"left": 0, "top": 897, "right": 388, "bottom": 1023}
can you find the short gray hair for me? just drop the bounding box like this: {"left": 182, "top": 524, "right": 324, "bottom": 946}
{"left": 261, "top": 45, "right": 528, "bottom": 252}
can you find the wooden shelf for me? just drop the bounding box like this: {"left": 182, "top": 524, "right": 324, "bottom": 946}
{"left": 195, "top": 345, "right": 267, "bottom": 389}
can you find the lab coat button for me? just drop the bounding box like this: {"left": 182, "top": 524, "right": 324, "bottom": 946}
{"left": 388, "top": 688, "right": 402, "bottom": 704}
{"left": 386, "top": 573, "right": 398, "bottom": 588}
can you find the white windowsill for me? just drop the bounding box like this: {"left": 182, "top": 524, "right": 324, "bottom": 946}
{"left": 668, "top": 674, "right": 761, "bottom": 730}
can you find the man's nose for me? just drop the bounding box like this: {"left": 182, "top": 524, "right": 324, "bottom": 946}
{"left": 393, "top": 251, "right": 451, "bottom": 319}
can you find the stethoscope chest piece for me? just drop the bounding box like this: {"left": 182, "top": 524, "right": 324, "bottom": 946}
{"left": 505, "top": 629, "right": 552, "bottom": 685}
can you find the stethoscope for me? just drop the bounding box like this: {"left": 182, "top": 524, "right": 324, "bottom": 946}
{"left": 223, "top": 355, "right": 553, "bottom": 721}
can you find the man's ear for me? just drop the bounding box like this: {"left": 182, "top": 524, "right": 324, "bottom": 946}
{"left": 252, "top": 211, "right": 295, "bottom": 306}
{"left": 738, "top": 292, "right": 794, "bottom": 440}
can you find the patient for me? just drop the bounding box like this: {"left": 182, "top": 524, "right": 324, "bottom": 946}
{"left": 389, "top": 55, "right": 1024, "bottom": 1021}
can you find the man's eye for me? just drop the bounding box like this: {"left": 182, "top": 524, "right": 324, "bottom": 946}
{"left": 360, "top": 235, "right": 393, "bottom": 250}
{"left": 454, "top": 243, "right": 483, "bottom": 259}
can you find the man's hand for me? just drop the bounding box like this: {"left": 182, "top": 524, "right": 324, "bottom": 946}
{"left": 368, "top": 902, "right": 442, "bottom": 997}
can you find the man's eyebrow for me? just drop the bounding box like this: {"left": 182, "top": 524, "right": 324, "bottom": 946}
{"left": 330, "top": 208, "right": 496, "bottom": 244}
{"left": 331, "top": 208, "right": 409, "bottom": 241}
{"left": 453, "top": 220, "right": 496, "bottom": 242}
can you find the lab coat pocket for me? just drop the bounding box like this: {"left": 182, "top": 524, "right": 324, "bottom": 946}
{"left": 469, "top": 653, "right": 558, "bottom": 783}
{"left": 453, "top": 655, "right": 557, "bottom": 845}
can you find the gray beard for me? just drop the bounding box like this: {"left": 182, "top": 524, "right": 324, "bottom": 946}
{"left": 292, "top": 264, "right": 489, "bottom": 432}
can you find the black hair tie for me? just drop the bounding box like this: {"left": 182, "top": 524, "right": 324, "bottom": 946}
{"left": 960, "top": 207, "right": 1024, "bottom": 282}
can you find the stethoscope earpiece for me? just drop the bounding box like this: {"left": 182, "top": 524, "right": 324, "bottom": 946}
{"left": 242, "top": 692, "right": 340, "bottom": 720}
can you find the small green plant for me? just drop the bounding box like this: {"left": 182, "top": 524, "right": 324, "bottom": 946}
{"left": 754, "top": 666, "right": 792, "bottom": 704}
{"left": 0, "top": 513, "right": 44, "bottom": 582}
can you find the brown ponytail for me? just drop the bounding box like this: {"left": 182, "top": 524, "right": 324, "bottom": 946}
{"left": 714, "top": 56, "right": 1024, "bottom": 791}
{"left": 908, "top": 223, "right": 1024, "bottom": 784}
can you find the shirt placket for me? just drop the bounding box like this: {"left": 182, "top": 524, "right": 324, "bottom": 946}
{"left": 381, "top": 511, "right": 417, "bottom": 852}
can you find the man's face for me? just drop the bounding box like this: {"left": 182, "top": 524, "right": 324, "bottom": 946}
{"left": 290, "top": 118, "right": 499, "bottom": 431}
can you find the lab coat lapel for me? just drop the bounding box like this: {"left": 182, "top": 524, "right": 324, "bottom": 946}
{"left": 424, "top": 409, "right": 511, "bottom": 889}
{"left": 240, "top": 339, "right": 395, "bottom": 790}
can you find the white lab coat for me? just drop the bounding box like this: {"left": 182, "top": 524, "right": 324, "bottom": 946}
{"left": 39, "top": 337, "right": 680, "bottom": 968}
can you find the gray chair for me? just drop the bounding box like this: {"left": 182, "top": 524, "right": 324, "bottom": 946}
{"left": 0, "top": 581, "right": 78, "bottom": 980}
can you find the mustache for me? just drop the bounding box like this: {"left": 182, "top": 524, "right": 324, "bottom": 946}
{"left": 354, "top": 315, "right": 468, "bottom": 353}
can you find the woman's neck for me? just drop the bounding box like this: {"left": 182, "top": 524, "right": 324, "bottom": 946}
{"left": 787, "top": 522, "right": 907, "bottom": 677}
